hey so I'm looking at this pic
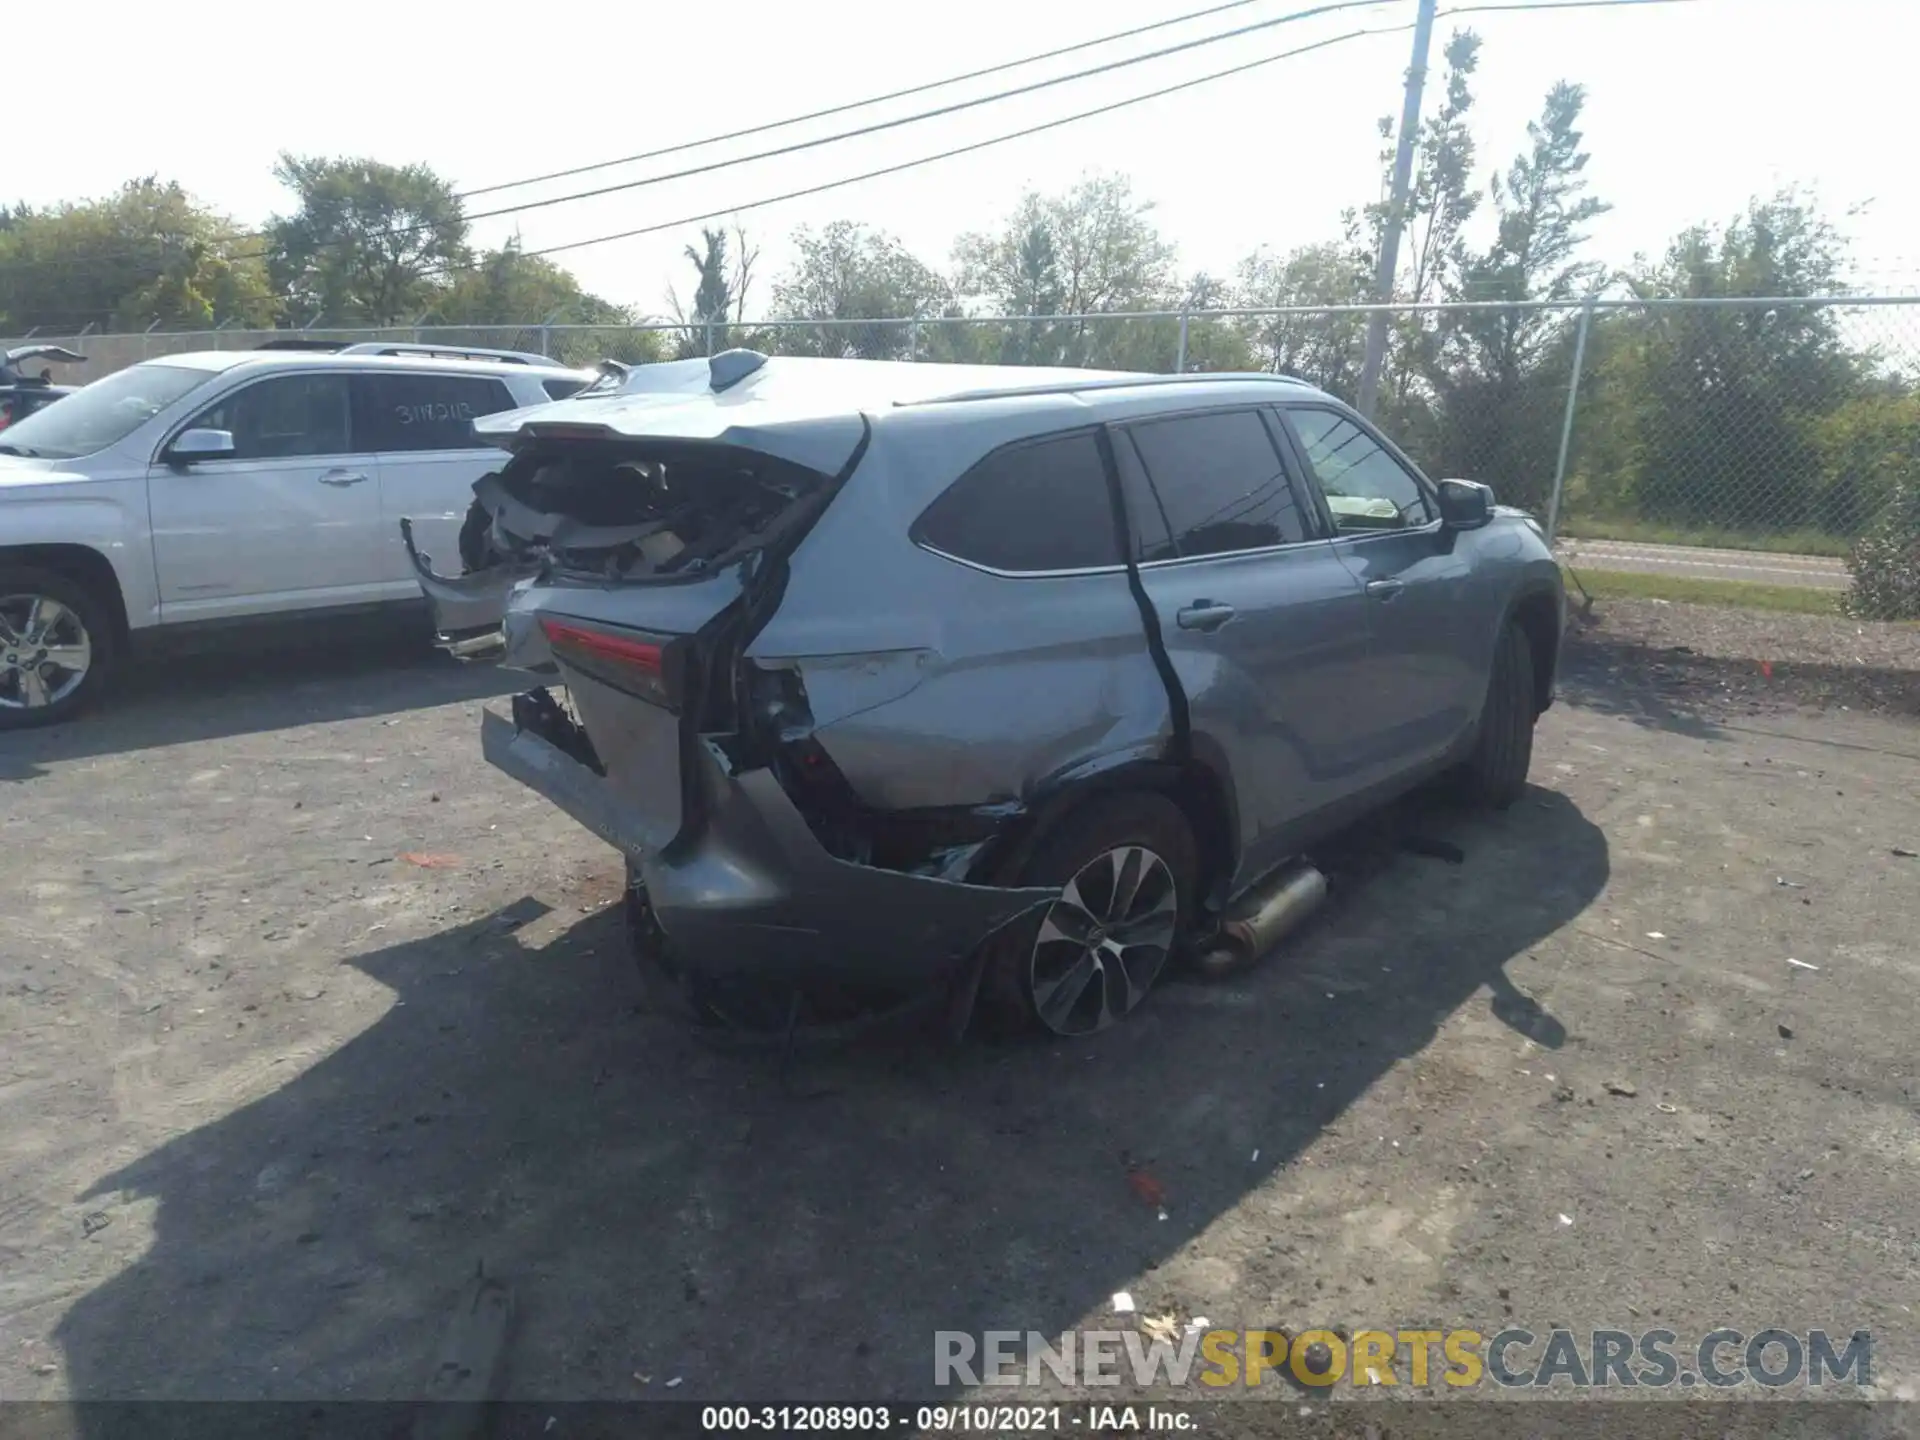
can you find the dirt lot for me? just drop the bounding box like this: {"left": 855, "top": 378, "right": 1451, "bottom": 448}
{"left": 1, "top": 609, "right": 1918, "bottom": 1422}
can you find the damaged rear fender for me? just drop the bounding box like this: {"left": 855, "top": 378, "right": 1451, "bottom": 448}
{"left": 483, "top": 705, "right": 1059, "bottom": 992}
{"left": 400, "top": 516, "right": 538, "bottom": 655}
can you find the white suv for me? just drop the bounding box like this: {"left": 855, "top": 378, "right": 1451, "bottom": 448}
{"left": 0, "top": 341, "right": 594, "bottom": 728}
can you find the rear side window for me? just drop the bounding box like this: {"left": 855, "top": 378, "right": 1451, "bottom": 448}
{"left": 1123, "top": 409, "right": 1311, "bottom": 558}
{"left": 915, "top": 429, "right": 1122, "bottom": 573}
{"left": 543, "top": 377, "right": 588, "bottom": 400}
{"left": 352, "top": 373, "right": 519, "bottom": 452}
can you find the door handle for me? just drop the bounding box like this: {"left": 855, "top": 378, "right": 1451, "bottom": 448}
{"left": 1365, "top": 578, "right": 1404, "bottom": 600}
{"left": 318, "top": 469, "right": 369, "bottom": 487}
{"left": 1176, "top": 600, "right": 1236, "bottom": 632}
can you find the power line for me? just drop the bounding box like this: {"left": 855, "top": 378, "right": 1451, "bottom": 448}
{"left": 471, "top": 0, "right": 1695, "bottom": 269}
{"left": 457, "top": 0, "right": 1290, "bottom": 199}
{"left": 342, "top": 1, "right": 1411, "bottom": 240}
{"left": 433, "top": 20, "right": 1423, "bottom": 272}
{"left": 0, "top": 0, "right": 1699, "bottom": 303}
{"left": 0, "top": 0, "right": 1393, "bottom": 283}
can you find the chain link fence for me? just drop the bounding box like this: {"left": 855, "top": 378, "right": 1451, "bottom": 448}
{"left": 11, "top": 297, "right": 1920, "bottom": 566}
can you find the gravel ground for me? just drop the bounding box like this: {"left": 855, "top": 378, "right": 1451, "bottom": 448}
{"left": 1562, "top": 597, "right": 1920, "bottom": 721}
{"left": 0, "top": 619, "right": 1917, "bottom": 1431}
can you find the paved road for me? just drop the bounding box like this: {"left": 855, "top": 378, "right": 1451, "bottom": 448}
{"left": 1556, "top": 536, "right": 1849, "bottom": 590}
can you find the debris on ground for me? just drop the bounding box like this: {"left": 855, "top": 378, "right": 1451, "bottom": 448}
{"left": 1126, "top": 1169, "right": 1166, "bottom": 1209}
{"left": 1776, "top": 877, "right": 1806, "bottom": 889}
{"left": 1646, "top": 931, "right": 1667, "bottom": 940}
{"left": 400, "top": 853, "right": 462, "bottom": 869}
{"left": 1558, "top": 1213, "right": 1575, "bottom": 1227}
{"left": 81, "top": 1211, "right": 111, "bottom": 1237}
{"left": 1778, "top": 1024, "right": 1794, "bottom": 1039}
{"left": 665, "top": 1377, "right": 683, "bottom": 1389}
{"left": 1787, "top": 958, "right": 1821, "bottom": 971}
{"left": 1111, "top": 1292, "right": 1136, "bottom": 1315}
{"left": 1656, "top": 1103, "right": 1679, "bottom": 1114}
{"left": 1893, "top": 847, "right": 1918, "bottom": 859}
{"left": 415, "top": 1266, "right": 513, "bottom": 1440}
{"left": 1604, "top": 1080, "right": 1638, "bottom": 1097}
{"left": 1141, "top": 1314, "right": 1180, "bottom": 1345}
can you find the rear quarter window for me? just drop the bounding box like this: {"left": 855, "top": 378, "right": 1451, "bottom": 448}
{"left": 352, "top": 373, "right": 519, "bottom": 452}
{"left": 542, "top": 378, "right": 589, "bottom": 400}
{"left": 914, "top": 429, "right": 1122, "bottom": 573}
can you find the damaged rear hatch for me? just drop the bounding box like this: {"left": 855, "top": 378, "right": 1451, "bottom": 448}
{"left": 406, "top": 352, "right": 1058, "bottom": 1006}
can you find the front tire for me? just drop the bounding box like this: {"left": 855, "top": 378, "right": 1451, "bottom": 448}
{"left": 1459, "top": 619, "right": 1536, "bottom": 810}
{"left": 0, "top": 567, "right": 115, "bottom": 730}
{"left": 983, "top": 793, "right": 1197, "bottom": 1036}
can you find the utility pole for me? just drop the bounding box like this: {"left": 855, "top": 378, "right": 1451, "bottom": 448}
{"left": 1355, "top": 0, "right": 1438, "bottom": 420}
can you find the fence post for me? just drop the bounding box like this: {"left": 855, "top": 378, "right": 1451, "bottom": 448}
{"left": 907, "top": 317, "right": 920, "bottom": 362}
{"left": 1546, "top": 293, "right": 1598, "bottom": 545}
{"left": 143, "top": 318, "right": 161, "bottom": 359}
{"left": 1176, "top": 305, "right": 1191, "bottom": 374}
{"left": 537, "top": 324, "right": 551, "bottom": 358}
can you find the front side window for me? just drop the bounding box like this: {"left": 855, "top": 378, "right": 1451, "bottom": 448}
{"left": 0, "top": 363, "right": 216, "bottom": 460}
{"left": 1285, "top": 406, "right": 1433, "bottom": 533}
{"left": 183, "top": 374, "right": 353, "bottom": 461}
{"left": 915, "top": 429, "right": 1122, "bottom": 573}
{"left": 352, "top": 373, "right": 519, "bottom": 452}
{"left": 1123, "top": 409, "right": 1311, "bottom": 559}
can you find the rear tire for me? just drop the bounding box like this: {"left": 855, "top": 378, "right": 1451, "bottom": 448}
{"left": 1458, "top": 619, "right": 1536, "bottom": 810}
{"left": 981, "top": 793, "right": 1197, "bottom": 1036}
{"left": 0, "top": 566, "right": 116, "bottom": 731}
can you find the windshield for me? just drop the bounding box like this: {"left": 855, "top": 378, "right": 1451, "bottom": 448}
{"left": 0, "top": 363, "right": 215, "bottom": 459}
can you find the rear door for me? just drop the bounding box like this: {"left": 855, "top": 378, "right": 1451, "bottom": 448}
{"left": 1276, "top": 403, "right": 1480, "bottom": 771}
{"left": 1117, "top": 406, "right": 1373, "bottom": 889}
{"left": 353, "top": 370, "right": 524, "bottom": 584}
{"left": 147, "top": 371, "right": 387, "bottom": 619}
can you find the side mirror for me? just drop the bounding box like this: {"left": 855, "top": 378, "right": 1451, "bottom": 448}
{"left": 1437, "top": 478, "right": 1494, "bottom": 530}
{"left": 167, "top": 428, "right": 235, "bottom": 466}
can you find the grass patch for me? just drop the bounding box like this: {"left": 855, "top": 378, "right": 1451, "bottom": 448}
{"left": 1564, "top": 566, "right": 1844, "bottom": 616}
{"left": 1559, "top": 517, "right": 1852, "bottom": 558}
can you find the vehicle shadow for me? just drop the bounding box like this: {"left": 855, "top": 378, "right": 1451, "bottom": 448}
{"left": 0, "top": 614, "right": 518, "bottom": 783}
{"left": 51, "top": 786, "right": 1607, "bottom": 1409}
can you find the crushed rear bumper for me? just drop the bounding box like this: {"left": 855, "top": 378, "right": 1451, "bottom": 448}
{"left": 482, "top": 705, "right": 1057, "bottom": 999}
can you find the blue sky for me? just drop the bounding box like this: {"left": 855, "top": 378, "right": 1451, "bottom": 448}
{"left": 11, "top": 0, "right": 1907, "bottom": 316}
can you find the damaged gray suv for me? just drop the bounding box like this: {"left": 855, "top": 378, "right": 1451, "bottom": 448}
{"left": 406, "top": 351, "right": 1564, "bottom": 1038}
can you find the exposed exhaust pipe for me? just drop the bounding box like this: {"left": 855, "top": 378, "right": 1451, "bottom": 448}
{"left": 1194, "top": 860, "right": 1328, "bottom": 979}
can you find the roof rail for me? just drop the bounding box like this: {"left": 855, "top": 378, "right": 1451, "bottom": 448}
{"left": 335, "top": 341, "right": 555, "bottom": 367}
{"left": 895, "top": 371, "right": 1314, "bottom": 408}
{"left": 255, "top": 338, "right": 348, "bottom": 352}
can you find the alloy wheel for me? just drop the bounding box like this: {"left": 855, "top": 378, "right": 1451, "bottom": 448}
{"left": 0, "top": 593, "right": 92, "bottom": 714}
{"left": 1027, "top": 844, "right": 1179, "bottom": 1036}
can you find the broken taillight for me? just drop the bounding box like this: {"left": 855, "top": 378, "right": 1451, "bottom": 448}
{"left": 540, "top": 617, "right": 679, "bottom": 710}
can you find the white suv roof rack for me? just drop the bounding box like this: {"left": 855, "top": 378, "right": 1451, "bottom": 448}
{"left": 253, "top": 338, "right": 557, "bottom": 367}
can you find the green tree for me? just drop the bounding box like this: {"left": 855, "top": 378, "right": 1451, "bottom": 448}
{"left": 1379, "top": 30, "right": 1483, "bottom": 421}
{"left": 666, "top": 227, "right": 747, "bottom": 357}
{"left": 1232, "top": 235, "right": 1372, "bottom": 391}
{"left": 1428, "top": 82, "right": 1609, "bottom": 509}
{"left": 434, "top": 240, "right": 630, "bottom": 326}
{"left": 768, "top": 222, "right": 949, "bottom": 360}
{"left": 0, "top": 179, "right": 276, "bottom": 333}
{"left": 265, "top": 154, "right": 469, "bottom": 324}
{"left": 954, "top": 174, "right": 1177, "bottom": 365}
{"left": 1592, "top": 191, "right": 1864, "bottom": 532}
